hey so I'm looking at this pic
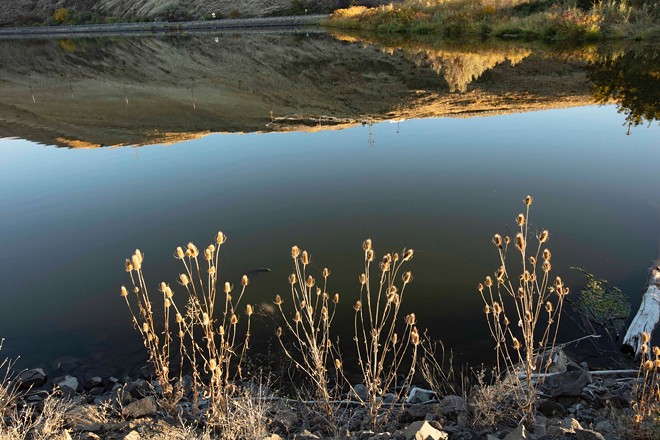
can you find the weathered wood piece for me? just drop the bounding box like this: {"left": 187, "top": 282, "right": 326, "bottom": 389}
{"left": 622, "top": 266, "right": 660, "bottom": 356}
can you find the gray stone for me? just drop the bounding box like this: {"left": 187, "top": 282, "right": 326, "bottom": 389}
{"left": 294, "top": 429, "right": 321, "bottom": 440}
{"left": 56, "top": 376, "right": 80, "bottom": 393}
{"left": 575, "top": 429, "right": 605, "bottom": 440}
{"left": 439, "top": 395, "right": 466, "bottom": 415}
{"left": 408, "top": 387, "right": 437, "bottom": 404}
{"left": 123, "top": 431, "right": 141, "bottom": 440}
{"left": 84, "top": 376, "right": 103, "bottom": 390}
{"left": 503, "top": 425, "right": 530, "bottom": 440}
{"left": 403, "top": 403, "right": 442, "bottom": 421}
{"left": 352, "top": 384, "right": 369, "bottom": 401}
{"left": 538, "top": 399, "right": 567, "bottom": 417}
{"left": 79, "top": 434, "right": 101, "bottom": 440}
{"left": 122, "top": 396, "right": 157, "bottom": 418}
{"left": 17, "top": 368, "right": 48, "bottom": 389}
{"left": 384, "top": 392, "right": 398, "bottom": 404}
{"left": 562, "top": 417, "right": 583, "bottom": 431}
{"left": 594, "top": 420, "right": 613, "bottom": 434}
{"left": 405, "top": 420, "right": 448, "bottom": 440}
{"left": 534, "top": 415, "right": 548, "bottom": 437}
{"left": 65, "top": 404, "right": 104, "bottom": 432}
{"left": 543, "top": 370, "right": 592, "bottom": 398}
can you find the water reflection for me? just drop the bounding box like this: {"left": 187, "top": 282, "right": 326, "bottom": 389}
{"left": 0, "top": 32, "right": 655, "bottom": 149}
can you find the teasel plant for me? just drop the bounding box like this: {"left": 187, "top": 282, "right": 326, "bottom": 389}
{"left": 121, "top": 231, "right": 253, "bottom": 422}
{"left": 274, "top": 246, "right": 342, "bottom": 420}
{"left": 354, "top": 239, "right": 420, "bottom": 428}
{"left": 478, "top": 196, "right": 568, "bottom": 424}
{"left": 632, "top": 332, "right": 660, "bottom": 432}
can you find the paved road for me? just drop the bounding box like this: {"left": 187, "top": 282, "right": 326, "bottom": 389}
{"left": 0, "top": 15, "right": 328, "bottom": 39}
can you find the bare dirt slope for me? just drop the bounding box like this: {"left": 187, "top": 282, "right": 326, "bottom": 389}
{"left": 0, "top": 32, "right": 593, "bottom": 148}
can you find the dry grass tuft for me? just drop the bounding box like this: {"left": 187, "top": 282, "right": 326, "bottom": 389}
{"left": 631, "top": 333, "right": 660, "bottom": 436}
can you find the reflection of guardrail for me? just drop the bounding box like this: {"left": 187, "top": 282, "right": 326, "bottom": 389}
{"left": 0, "top": 15, "right": 327, "bottom": 38}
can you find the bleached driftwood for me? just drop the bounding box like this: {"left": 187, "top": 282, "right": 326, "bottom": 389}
{"left": 622, "top": 266, "right": 660, "bottom": 356}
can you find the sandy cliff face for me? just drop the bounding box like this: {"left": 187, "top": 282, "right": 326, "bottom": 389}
{"left": 0, "top": 32, "right": 592, "bottom": 148}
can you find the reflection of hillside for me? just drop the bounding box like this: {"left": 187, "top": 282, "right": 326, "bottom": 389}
{"left": 0, "top": 32, "right": 595, "bottom": 148}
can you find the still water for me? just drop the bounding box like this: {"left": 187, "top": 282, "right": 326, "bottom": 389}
{"left": 0, "top": 31, "right": 658, "bottom": 377}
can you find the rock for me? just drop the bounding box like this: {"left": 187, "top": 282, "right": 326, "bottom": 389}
{"left": 534, "top": 415, "right": 548, "bottom": 437}
{"left": 79, "top": 434, "right": 101, "bottom": 440}
{"left": 125, "top": 379, "right": 149, "bottom": 399}
{"left": 503, "top": 425, "right": 530, "bottom": 440}
{"left": 575, "top": 429, "right": 606, "bottom": 440}
{"left": 594, "top": 420, "right": 613, "bottom": 434}
{"left": 122, "top": 396, "right": 157, "bottom": 418}
{"left": 123, "top": 431, "right": 141, "bottom": 440}
{"left": 65, "top": 404, "right": 105, "bottom": 432}
{"left": 408, "top": 387, "right": 437, "bottom": 404}
{"left": 384, "top": 393, "right": 398, "bottom": 404}
{"left": 538, "top": 399, "right": 567, "bottom": 417}
{"left": 262, "top": 435, "right": 285, "bottom": 440}
{"left": 52, "top": 430, "right": 73, "bottom": 440}
{"left": 439, "top": 395, "right": 465, "bottom": 415}
{"left": 17, "top": 368, "right": 48, "bottom": 389}
{"left": 402, "top": 403, "right": 442, "bottom": 421}
{"left": 405, "top": 421, "right": 448, "bottom": 440}
{"left": 56, "top": 376, "right": 80, "bottom": 393}
{"left": 84, "top": 376, "right": 103, "bottom": 391}
{"left": 294, "top": 430, "right": 321, "bottom": 439}
{"left": 352, "top": 384, "right": 369, "bottom": 401}
{"left": 543, "top": 370, "right": 592, "bottom": 398}
{"left": 563, "top": 417, "right": 583, "bottom": 431}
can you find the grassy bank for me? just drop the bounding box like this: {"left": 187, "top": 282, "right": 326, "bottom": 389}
{"left": 323, "top": 0, "right": 660, "bottom": 41}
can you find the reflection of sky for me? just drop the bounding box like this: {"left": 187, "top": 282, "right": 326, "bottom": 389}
{"left": 0, "top": 105, "right": 658, "bottom": 373}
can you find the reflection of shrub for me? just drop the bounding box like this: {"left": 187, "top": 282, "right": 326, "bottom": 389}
{"left": 228, "top": 9, "right": 241, "bottom": 19}
{"left": 160, "top": 4, "right": 193, "bottom": 22}
{"left": 52, "top": 7, "right": 69, "bottom": 24}
{"left": 58, "top": 39, "right": 77, "bottom": 53}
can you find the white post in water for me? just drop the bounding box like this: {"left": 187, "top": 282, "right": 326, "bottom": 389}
{"left": 623, "top": 266, "right": 660, "bottom": 356}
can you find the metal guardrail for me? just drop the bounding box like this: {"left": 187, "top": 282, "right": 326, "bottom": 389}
{"left": 0, "top": 15, "right": 328, "bottom": 37}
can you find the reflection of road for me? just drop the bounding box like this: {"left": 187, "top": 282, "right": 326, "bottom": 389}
{"left": 0, "top": 15, "right": 328, "bottom": 40}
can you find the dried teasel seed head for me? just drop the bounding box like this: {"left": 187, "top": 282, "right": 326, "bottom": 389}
{"left": 230, "top": 314, "right": 238, "bottom": 325}
{"left": 525, "top": 311, "right": 533, "bottom": 322}
{"left": 224, "top": 282, "right": 233, "bottom": 294}
{"left": 134, "top": 249, "right": 143, "bottom": 264}
{"left": 555, "top": 276, "right": 563, "bottom": 288}
{"left": 392, "top": 333, "right": 399, "bottom": 345}
{"left": 492, "top": 234, "right": 503, "bottom": 247}
{"left": 293, "top": 311, "right": 301, "bottom": 323}
{"left": 504, "top": 316, "right": 510, "bottom": 326}
{"left": 496, "top": 267, "right": 505, "bottom": 283}
{"left": 276, "top": 327, "right": 282, "bottom": 337}
{"left": 133, "top": 287, "right": 139, "bottom": 293}
{"left": 645, "top": 360, "right": 654, "bottom": 371}
{"left": 517, "top": 287, "right": 524, "bottom": 298}
{"left": 515, "top": 233, "right": 525, "bottom": 251}
{"left": 380, "top": 261, "right": 390, "bottom": 272}
{"left": 241, "top": 275, "right": 249, "bottom": 286}
{"left": 306, "top": 276, "right": 315, "bottom": 288}
{"left": 131, "top": 254, "right": 142, "bottom": 271}
{"left": 403, "top": 271, "right": 413, "bottom": 284}
{"left": 179, "top": 274, "right": 190, "bottom": 286}
{"left": 539, "top": 230, "right": 549, "bottom": 243}
{"left": 393, "top": 253, "right": 400, "bottom": 262}
{"left": 120, "top": 286, "right": 128, "bottom": 297}
{"left": 405, "top": 313, "right": 417, "bottom": 325}
{"left": 218, "top": 325, "right": 225, "bottom": 336}
{"left": 641, "top": 343, "right": 649, "bottom": 355}
{"left": 289, "top": 274, "right": 297, "bottom": 285}
{"left": 478, "top": 283, "right": 484, "bottom": 293}
{"left": 142, "top": 322, "right": 149, "bottom": 333}
{"left": 204, "top": 248, "right": 213, "bottom": 261}
{"left": 516, "top": 213, "right": 525, "bottom": 226}
{"left": 543, "top": 249, "right": 551, "bottom": 261}
{"left": 175, "top": 246, "right": 185, "bottom": 259}
{"left": 147, "top": 333, "right": 153, "bottom": 342}
{"left": 512, "top": 337, "right": 521, "bottom": 350}
{"left": 642, "top": 332, "right": 650, "bottom": 343}
{"left": 187, "top": 243, "right": 199, "bottom": 258}
{"left": 207, "top": 266, "right": 216, "bottom": 275}
{"left": 216, "top": 231, "right": 227, "bottom": 244}
{"left": 484, "top": 305, "right": 491, "bottom": 315}
{"left": 354, "top": 300, "right": 362, "bottom": 312}
{"left": 301, "top": 251, "right": 310, "bottom": 265}
{"left": 524, "top": 195, "right": 533, "bottom": 206}
{"left": 291, "top": 245, "right": 300, "bottom": 259}
{"left": 335, "top": 359, "right": 342, "bottom": 369}
{"left": 164, "top": 286, "right": 173, "bottom": 299}
{"left": 366, "top": 250, "right": 375, "bottom": 262}
{"left": 125, "top": 259, "right": 133, "bottom": 272}
{"left": 274, "top": 294, "right": 283, "bottom": 305}
{"left": 246, "top": 304, "right": 253, "bottom": 316}
{"left": 179, "top": 330, "right": 184, "bottom": 338}
{"left": 493, "top": 302, "right": 502, "bottom": 315}
{"left": 202, "top": 313, "right": 210, "bottom": 326}
{"left": 542, "top": 260, "right": 552, "bottom": 273}
{"left": 322, "top": 268, "right": 330, "bottom": 278}
{"left": 359, "top": 273, "right": 367, "bottom": 285}
{"left": 176, "top": 313, "right": 183, "bottom": 323}
{"left": 485, "top": 276, "right": 493, "bottom": 288}
{"left": 300, "top": 300, "right": 306, "bottom": 309}
{"left": 333, "top": 293, "right": 340, "bottom": 303}
{"left": 410, "top": 327, "right": 420, "bottom": 345}
{"left": 546, "top": 302, "right": 553, "bottom": 313}
{"left": 654, "top": 346, "right": 660, "bottom": 357}
{"left": 159, "top": 282, "right": 167, "bottom": 292}
{"left": 530, "top": 256, "right": 537, "bottom": 265}
{"left": 403, "top": 249, "right": 414, "bottom": 261}
{"left": 164, "top": 298, "right": 171, "bottom": 308}
{"left": 321, "top": 306, "right": 328, "bottom": 318}
{"left": 505, "top": 236, "right": 511, "bottom": 244}
{"left": 363, "top": 239, "right": 372, "bottom": 252}
{"left": 522, "top": 270, "right": 531, "bottom": 282}
{"left": 209, "top": 359, "right": 217, "bottom": 371}
{"left": 655, "top": 359, "right": 660, "bottom": 369}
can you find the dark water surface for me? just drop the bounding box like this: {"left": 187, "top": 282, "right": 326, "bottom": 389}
{"left": 0, "top": 32, "right": 658, "bottom": 377}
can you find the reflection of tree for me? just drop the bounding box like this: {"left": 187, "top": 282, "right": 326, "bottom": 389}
{"left": 587, "top": 48, "right": 659, "bottom": 133}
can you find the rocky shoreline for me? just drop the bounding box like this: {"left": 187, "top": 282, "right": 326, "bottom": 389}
{"left": 7, "top": 347, "right": 643, "bottom": 440}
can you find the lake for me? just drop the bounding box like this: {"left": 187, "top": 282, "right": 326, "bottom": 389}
{"left": 0, "top": 30, "right": 658, "bottom": 378}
